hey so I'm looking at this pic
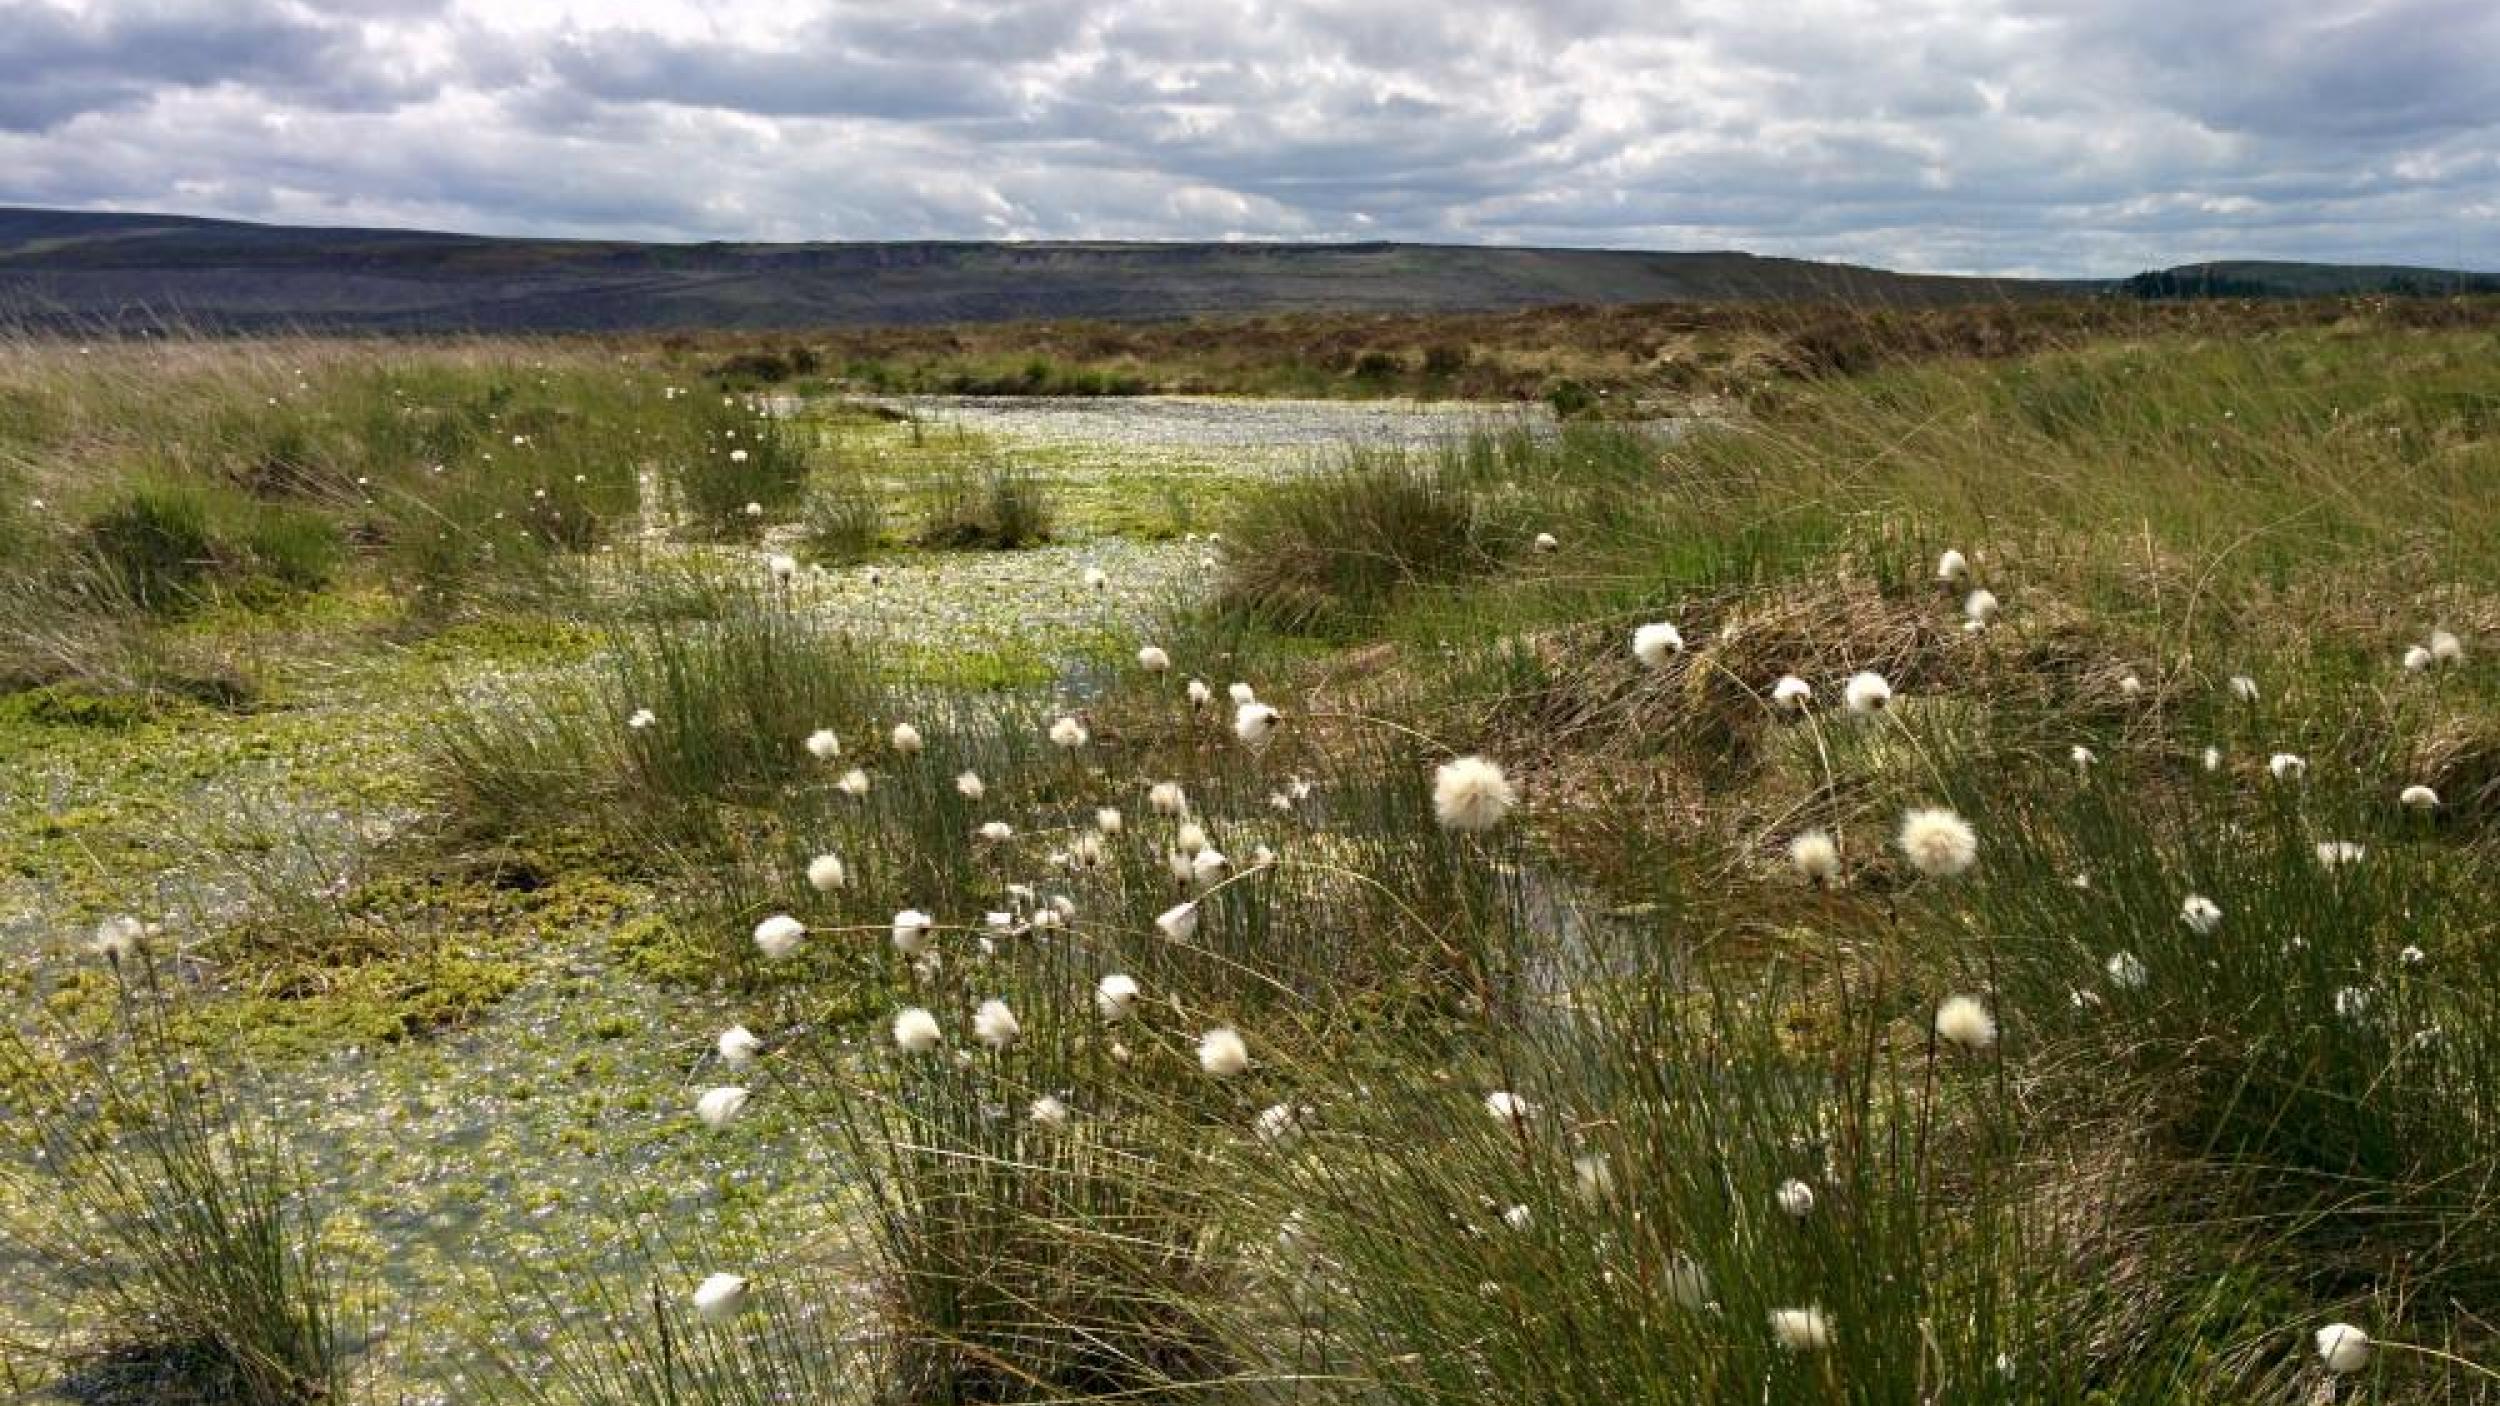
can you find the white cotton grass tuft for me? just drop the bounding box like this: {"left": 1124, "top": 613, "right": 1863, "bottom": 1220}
{"left": 2105, "top": 951, "right": 2148, "bottom": 989}
{"left": 752, "top": 914, "right": 805, "bottom": 959}
{"left": 1788, "top": 830, "right": 1842, "bottom": 887}
{"left": 695, "top": 1086, "right": 750, "bottom": 1130}
{"left": 2399, "top": 784, "right": 2439, "bottom": 810}
{"left": 1963, "top": 588, "right": 2000, "bottom": 625}
{"left": 1253, "top": 1102, "right": 1307, "bottom": 1147}
{"left": 1769, "top": 1306, "right": 1833, "bottom": 1353}
{"left": 1197, "top": 1027, "right": 1250, "bottom": 1077}
{"left": 891, "top": 908, "right": 934, "bottom": 955}
{"left": 804, "top": 728, "right": 840, "bottom": 760}
{"left": 1533, "top": 531, "right": 1559, "bottom": 552}
{"left": 1149, "top": 781, "right": 1189, "bottom": 816}
{"left": 2229, "top": 674, "right": 2260, "bottom": 702}
{"left": 1771, "top": 674, "right": 1813, "bottom": 711}
{"left": 1083, "top": 566, "right": 1108, "bottom": 591}
{"left": 2180, "top": 894, "right": 2223, "bottom": 935}
{"left": 2202, "top": 745, "right": 2224, "bottom": 772}
{"left": 1631, "top": 621, "right": 1686, "bottom": 667}
{"left": 2403, "top": 644, "right": 2433, "bottom": 672}
{"left": 1934, "top": 995, "right": 1997, "bottom": 1050}
{"left": 1175, "top": 821, "right": 1209, "bottom": 855}
{"left": 1095, "top": 806, "right": 1124, "bottom": 834}
{"left": 1897, "top": 807, "right": 1978, "bottom": 878}
{"left": 2118, "top": 673, "right": 2143, "bottom": 697}
{"left": 1229, "top": 681, "right": 1258, "bottom": 706}
{"left": 1094, "top": 973, "right": 1141, "bottom": 1022}
{"left": 1048, "top": 716, "right": 1089, "bottom": 749}
{"left": 90, "top": 915, "right": 147, "bottom": 963}
{"left": 692, "top": 1272, "right": 751, "bottom": 1323}
{"left": 626, "top": 707, "right": 657, "bottom": 730}
{"left": 805, "top": 853, "right": 847, "bottom": 892}
{"left": 892, "top": 1006, "right": 943, "bottom": 1054}
{"left": 1775, "top": 1178, "right": 1816, "bottom": 1218}
{"left": 1484, "top": 1090, "right": 1532, "bottom": 1125}
{"left": 1155, "top": 902, "right": 1200, "bottom": 941}
{"left": 1234, "top": 702, "right": 1282, "bottom": 748}
{"left": 1431, "top": 755, "right": 1517, "bottom": 832}
{"left": 2070, "top": 745, "right": 2096, "bottom": 772}
{"left": 717, "top": 1024, "right": 763, "bottom": 1067}
{"left": 2315, "top": 840, "right": 2367, "bottom": 869}
{"left": 837, "top": 768, "right": 871, "bottom": 798}
{"left": 972, "top": 998, "right": 1021, "bottom": 1049}
{"left": 1028, "top": 1096, "right": 1070, "bottom": 1132}
{"left": 1137, "top": 645, "right": 1172, "bottom": 673}
{"left": 976, "top": 821, "right": 1014, "bottom": 844}
{"left": 1186, "top": 679, "right": 1213, "bottom": 708}
{"left": 889, "top": 722, "right": 923, "bottom": 755}
{"left": 2428, "top": 628, "right": 2463, "bottom": 663}
{"left": 766, "top": 553, "right": 796, "bottom": 583}
{"left": 1937, "top": 548, "right": 1969, "bottom": 583}
{"left": 2314, "top": 1323, "right": 2373, "bottom": 1375}
{"left": 1843, "top": 670, "right": 1893, "bottom": 714}
{"left": 1191, "top": 848, "right": 1231, "bottom": 886}
{"left": 2267, "top": 752, "right": 2306, "bottom": 781}
{"left": 955, "top": 771, "right": 985, "bottom": 800}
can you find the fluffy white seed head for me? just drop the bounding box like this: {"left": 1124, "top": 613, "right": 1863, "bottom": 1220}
{"left": 2181, "top": 894, "right": 2223, "bottom": 935}
{"left": 1175, "top": 821, "right": 1209, "bottom": 856}
{"left": 627, "top": 707, "right": 657, "bottom": 729}
{"left": 892, "top": 1006, "right": 943, "bottom": 1054}
{"left": 1533, "top": 531, "right": 1559, "bottom": 552}
{"left": 1048, "top": 716, "right": 1089, "bottom": 749}
{"left": 976, "top": 821, "right": 1014, "bottom": 844}
{"left": 1631, "top": 621, "right": 1686, "bottom": 668}
{"left": 805, "top": 853, "right": 847, "bottom": 892}
{"left": 2428, "top": 628, "right": 2463, "bottom": 663}
{"left": 2118, "top": 673, "right": 2144, "bottom": 697}
{"left": 1432, "top": 755, "right": 1517, "bottom": 832}
{"left": 2229, "top": 674, "right": 2260, "bottom": 702}
{"left": 692, "top": 1273, "right": 751, "bottom": 1322}
{"left": 1137, "top": 645, "right": 1172, "bottom": 673}
{"left": 1776, "top": 1178, "right": 1817, "bottom": 1218}
{"left": 1155, "top": 902, "right": 1200, "bottom": 941}
{"left": 90, "top": 914, "right": 146, "bottom": 963}
{"left": 2403, "top": 644, "right": 2433, "bottom": 672}
{"left": 1186, "top": 679, "right": 1213, "bottom": 708}
{"left": 1198, "top": 1027, "right": 1250, "bottom": 1077}
{"left": 1095, "top": 806, "right": 1124, "bottom": 835}
{"left": 2315, "top": 1323, "right": 2372, "bottom": 1375}
{"left": 2400, "top": 784, "right": 2439, "bottom": 810}
{"left": 1253, "top": 1102, "right": 1307, "bottom": 1147}
{"left": 2268, "top": 752, "right": 2306, "bottom": 781}
{"left": 1083, "top": 566, "right": 1108, "bottom": 591}
{"left": 717, "top": 1025, "right": 763, "bottom": 1066}
{"left": 1191, "top": 848, "right": 1230, "bottom": 886}
{"left": 804, "top": 728, "right": 840, "bottom": 760}
{"left": 955, "top": 770, "right": 985, "bottom": 800}
{"left": 1936, "top": 549, "right": 1969, "bottom": 582}
{"left": 2202, "top": 746, "right": 2224, "bottom": 772}
{"left": 1149, "top": 781, "right": 1189, "bottom": 817}
{"left": 1234, "top": 702, "right": 1281, "bottom": 748}
{"left": 1897, "top": 808, "right": 1978, "bottom": 878}
{"left": 1788, "top": 830, "right": 1843, "bottom": 886}
{"left": 1484, "top": 1090, "right": 1532, "bottom": 1125}
{"left": 2105, "top": 951, "right": 2148, "bottom": 989}
{"left": 1963, "top": 588, "right": 2000, "bottom": 625}
{"left": 837, "top": 768, "right": 871, "bottom": 797}
{"left": 972, "top": 998, "right": 1021, "bottom": 1049}
{"left": 2315, "top": 840, "right": 2367, "bottom": 868}
{"left": 891, "top": 908, "right": 934, "bottom": 955}
{"left": 695, "top": 1086, "right": 750, "bottom": 1129}
{"left": 1935, "top": 995, "right": 1997, "bottom": 1050}
{"left": 1771, "top": 674, "right": 1813, "bottom": 711}
{"left": 2071, "top": 745, "right": 2096, "bottom": 772}
{"left": 1095, "top": 974, "right": 1140, "bottom": 1022}
{"left": 767, "top": 553, "right": 797, "bottom": 582}
{"left": 1228, "top": 681, "right": 1257, "bottom": 706}
{"left": 1769, "top": 1306, "right": 1833, "bottom": 1352}
{"left": 1028, "top": 1095, "right": 1070, "bottom": 1131}
{"left": 1844, "top": 671, "right": 1893, "bottom": 714}
{"left": 889, "top": 722, "right": 923, "bottom": 755}
{"left": 752, "top": 914, "right": 805, "bottom": 959}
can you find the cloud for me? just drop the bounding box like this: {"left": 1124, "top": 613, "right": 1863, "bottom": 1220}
{"left": 0, "top": 0, "right": 2493, "bottom": 273}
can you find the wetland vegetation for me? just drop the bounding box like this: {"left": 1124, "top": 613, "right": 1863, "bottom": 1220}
{"left": 1, "top": 301, "right": 2495, "bottom": 1402}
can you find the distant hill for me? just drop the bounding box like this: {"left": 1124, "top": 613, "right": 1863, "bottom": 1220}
{"left": 2116, "top": 260, "right": 2500, "bottom": 299}
{"left": 0, "top": 207, "right": 2488, "bottom": 332}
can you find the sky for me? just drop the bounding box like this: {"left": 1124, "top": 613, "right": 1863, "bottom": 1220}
{"left": 2, "top": 0, "right": 2496, "bottom": 276}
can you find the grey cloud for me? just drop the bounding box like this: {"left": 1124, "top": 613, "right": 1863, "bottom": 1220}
{"left": 0, "top": 0, "right": 439, "bottom": 130}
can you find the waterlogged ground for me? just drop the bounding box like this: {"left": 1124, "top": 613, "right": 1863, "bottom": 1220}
{"left": 0, "top": 393, "right": 1516, "bottom": 1399}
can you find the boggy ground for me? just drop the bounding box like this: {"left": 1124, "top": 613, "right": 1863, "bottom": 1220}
{"left": 2, "top": 321, "right": 2496, "bottom": 1405}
